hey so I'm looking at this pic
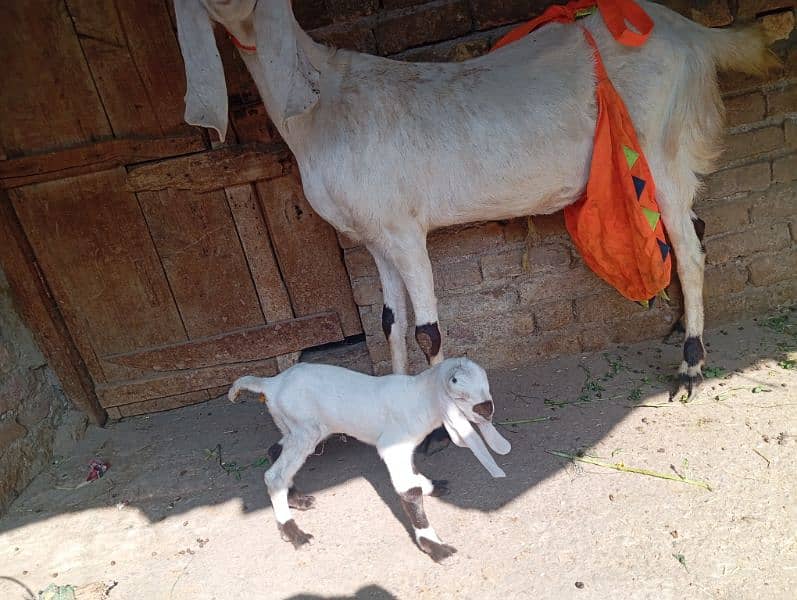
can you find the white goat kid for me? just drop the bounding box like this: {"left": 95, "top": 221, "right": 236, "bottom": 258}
{"left": 228, "top": 357, "right": 511, "bottom": 561}
{"left": 174, "top": 0, "right": 775, "bottom": 395}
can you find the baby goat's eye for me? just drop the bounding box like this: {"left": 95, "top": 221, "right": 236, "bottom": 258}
{"left": 451, "top": 377, "right": 457, "bottom": 384}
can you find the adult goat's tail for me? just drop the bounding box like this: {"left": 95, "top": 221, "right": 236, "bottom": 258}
{"left": 228, "top": 375, "right": 271, "bottom": 404}
{"left": 706, "top": 24, "right": 780, "bottom": 76}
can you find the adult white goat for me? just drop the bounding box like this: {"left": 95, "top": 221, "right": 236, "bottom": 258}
{"left": 174, "top": 0, "right": 774, "bottom": 395}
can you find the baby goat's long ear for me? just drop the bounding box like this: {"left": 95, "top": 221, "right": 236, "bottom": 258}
{"left": 477, "top": 421, "right": 511, "bottom": 455}
{"left": 442, "top": 402, "right": 506, "bottom": 478}
{"left": 174, "top": 0, "right": 229, "bottom": 142}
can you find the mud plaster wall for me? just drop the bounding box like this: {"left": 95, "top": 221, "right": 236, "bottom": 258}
{"left": 288, "top": 0, "right": 797, "bottom": 374}
{"left": 0, "top": 269, "right": 86, "bottom": 515}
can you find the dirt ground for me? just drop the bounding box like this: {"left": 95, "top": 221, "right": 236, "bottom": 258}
{"left": 1, "top": 311, "right": 795, "bottom": 600}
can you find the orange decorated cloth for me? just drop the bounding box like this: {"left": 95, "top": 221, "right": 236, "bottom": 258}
{"left": 493, "top": 0, "right": 671, "bottom": 302}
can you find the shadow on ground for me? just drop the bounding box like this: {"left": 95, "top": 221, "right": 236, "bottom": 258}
{"left": 0, "top": 309, "right": 794, "bottom": 544}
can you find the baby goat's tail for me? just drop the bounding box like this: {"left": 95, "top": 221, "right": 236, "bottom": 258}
{"left": 228, "top": 375, "right": 271, "bottom": 404}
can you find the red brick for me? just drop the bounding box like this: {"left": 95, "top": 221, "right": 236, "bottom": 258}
{"left": 737, "top": 1, "right": 795, "bottom": 20}
{"left": 520, "top": 267, "right": 607, "bottom": 304}
{"left": 375, "top": 0, "right": 471, "bottom": 55}
{"left": 398, "top": 34, "right": 490, "bottom": 62}
{"left": 750, "top": 183, "right": 797, "bottom": 222}
{"left": 767, "top": 84, "right": 797, "bottom": 117}
{"left": 748, "top": 250, "right": 797, "bottom": 286}
{"left": 773, "top": 154, "right": 797, "bottom": 183}
{"left": 724, "top": 92, "right": 766, "bottom": 128}
{"left": 610, "top": 308, "right": 677, "bottom": 344}
{"left": 480, "top": 248, "right": 525, "bottom": 280}
{"left": 294, "top": 0, "right": 333, "bottom": 30}
{"left": 574, "top": 291, "right": 645, "bottom": 323}
{"left": 706, "top": 223, "right": 791, "bottom": 264}
{"left": 435, "top": 258, "right": 483, "bottom": 290}
{"left": 704, "top": 162, "right": 771, "bottom": 198}
{"left": 344, "top": 247, "right": 377, "bottom": 279}
{"left": 759, "top": 9, "right": 796, "bottom": 41}
{"left": 428, "top": 222, "right": 506, "bottom": 260}
{"left": 351, "top": 276, "right": 382, "bottom": 306}
{"left": 357, "top": 304, "right": 384, "bottom": 337}
{"left": 578, "top": 325, "right": 609, "bottom": 352}
{"left": 313, "top": 23, "right": 378, "bottom": 53}
{"left": 470, "top": 0, "right": 549, "bottom": 29}
{"left": 527, "top": 244, "right": 571, "bottom": 272}
{"left": 364, "top": 334, "right": 391, "bottom": 363}
{"left": 786, "top": 119, "right": 797, "bottom": 148}
{"left": 438, "top": 286, "right": 519, "bottom": 320}
{"left": 742, "top": 278, "right": 797, "bottom": 314}
{"left": 704, "top": 261, "right": 749, "bottom": 296}
{"left": 696, "top": 197, "right": 751, "bottom": 235}
{"left": 722, "top": 126, "right": 783, "bottom": 162}
{"left": 530, "top": 212, "right": 567, "bottom": 238}
{"left": 533, "top": 300, "right": 574, "bottom": 330}
{"left": 336, "top": 233, "right": 360, "bottom": 250}
{"left": 688, "top": 0, "right": 733, "bottom": 27}
{"left": 326, "top": 0, "right": 378, "bottom": 22}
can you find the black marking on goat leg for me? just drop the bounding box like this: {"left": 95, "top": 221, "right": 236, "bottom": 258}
{"left": 381, "top": 305, "right": 395, "bottom": 340}
{"left": 431, "top": 479, "right": 450, "bottom": 497}
{"left": 683, "top": 336, "right": 704, "bottom": 366}
{"left": 267, "top": 442, "right": 282, "bottom": 464}
{"left": 288, "top": 487, "right": 316, "bottom": 510}
{"left": 399, "top": 487, "right": 429, "bottom": 529}
{"left": 415, "top": 322, "right": 441, "bottom": 363}
{"left": 418, "top": 537, "right": 457, "bottom": 563}
{"left": 692, "top": 216, "right": 706, "bottom": 253}
{"left": 418, "top": 426, "right": 450, "bottom": 455}
{"left": 278, "top": 519, "right": 313, "bottom": 548}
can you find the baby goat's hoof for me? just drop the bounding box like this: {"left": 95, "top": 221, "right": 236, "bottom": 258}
{"left": 279, "top": 519, "right": 313, "bottom": 548}
{"left": 430, "top": 480, "right": 450, "bottom": 497}
{"left": 288, "top": 489, "right": 316, "bottom": 510}
{"left": 419, "top": 537, "right": 457, "bottom": 563}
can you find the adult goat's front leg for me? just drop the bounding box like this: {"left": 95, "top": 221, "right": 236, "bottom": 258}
{"left": 387, "top": 231, "right": 443, "bottom": 366}
{"left": 379, "top": 442, "right": 456, "bottom": 563}
{"left": 369, "top": 246, "right": 409, "bottom": 374}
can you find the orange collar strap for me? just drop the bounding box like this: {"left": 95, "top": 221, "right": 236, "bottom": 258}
{"left": 226, "top": 29, "right": 257, "bottom": 53}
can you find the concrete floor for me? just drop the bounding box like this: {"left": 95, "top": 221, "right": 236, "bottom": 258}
{"left": 1, "top": 311, "right": 795, "bottom": 600}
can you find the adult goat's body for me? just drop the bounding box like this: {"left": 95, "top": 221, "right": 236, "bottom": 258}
{"left": 176, "top": 0, "right": 775, "bottom": 392}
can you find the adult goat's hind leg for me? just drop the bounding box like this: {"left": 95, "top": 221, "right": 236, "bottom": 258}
{"left": 656, "top": 169, "right": 706, "bottom": 398}
{"left": 369, "top": 246, "right": 409, "bottom": 374}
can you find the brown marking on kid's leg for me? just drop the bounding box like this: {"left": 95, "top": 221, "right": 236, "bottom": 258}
{"left": 415, "top": 322, "right": 441, "bottom": 363}
{"left": 399, "top": 487, "right": 429, "bottom": 529}
{"left": 278, "top": 519, "right": 313, "bottom": 548}
{"left": 288, "top": 487, "right": 316, "bottom": 510}
{"left": 418, "top": 537, "right": 457, "bottom": 563}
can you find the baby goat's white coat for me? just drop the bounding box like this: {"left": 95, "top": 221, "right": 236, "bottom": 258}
{"left": 228, "top": 357, "right": 510, "bottom": 560}
{"left": 175, "top": 0, "right": 775, "bottom": 390}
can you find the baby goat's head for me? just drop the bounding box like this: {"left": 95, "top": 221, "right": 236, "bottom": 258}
{"left": 438, "top": 358, "right": 511, "bottom": 478}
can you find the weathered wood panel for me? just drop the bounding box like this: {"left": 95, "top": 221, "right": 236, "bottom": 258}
{"left": 103, "top": 312, "right": 343, "bottom": 371}
{"left": 116, "top": 390, "right": 211, "bottom": 417}
{"left": 0, "top": 136, "right": 204, "bottom": 189}
{"left": 255, "top": 173, "right": 363, "bottom": 336}
{"left": 225, "top": 184, "right": 294, "bottom": 322}
{"left": 0, "top": 0, "right": 111, "bottom": 156}
{"left": 96, "top": 359, "right": 279, "bottom": 407}
{"left": 0, "top": 191, "right": 107, "bottom": 425}
{"left": 67, "top": 0, "right": 164, "bottom": 137}
{"left": 126, "top": 143, "right": 290, "bottom": 193}
{"left": 10, "top": 169, "right": 187, "bottom": 383}
{"left": 137, "top": 188, "right": 265, "bottom": 339}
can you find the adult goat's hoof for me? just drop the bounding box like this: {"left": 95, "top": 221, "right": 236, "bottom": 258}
{"left": 288, "top": 489, "right": 316, "bottom": 510}
{"left": 419, "top": 537, "right": 457, "bottom": 563}
{"left": 418, "top": 427, "right": 450, "bottom": 456}
{"left": 670, "top": 368, "right": 702, "bottom": 402}
{"left": 279, "top": 519, "right": 314, "bottom": 548}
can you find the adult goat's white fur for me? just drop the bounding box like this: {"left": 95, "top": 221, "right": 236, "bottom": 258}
{"left": 228, "top": 357, "right": 511, "bottom": 561}
{"left": 175, "top": 0, "right": 775, "bottom": 391}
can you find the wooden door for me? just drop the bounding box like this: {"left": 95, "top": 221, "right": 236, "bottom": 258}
{"left": 0, "top": 0, "right": 362, "bottom": 420}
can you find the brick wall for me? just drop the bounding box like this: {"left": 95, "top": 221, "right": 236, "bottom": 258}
{"left": 293, "top": 0, "right": 797, "bottom": 374}
{"left": 0, "top": 269, "right": 86, "bottom": 515}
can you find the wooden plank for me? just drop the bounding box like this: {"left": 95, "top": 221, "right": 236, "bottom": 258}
{"left": 126, "top": 143, "right": 290, "bottom": 193}
{"left": 0, "top": 0, "right": 111, "bottom": 156}
{"left": 67, "top": 0, "right": 164, "bottom": 137}
{"left": 96, "top": 359, "right": 279, "bottom": 407}
{"left": 103, "top": 313, "right": 343, "bottom": 371}
{"left": 0, "top": 191, "right": 107, "bottom": 425}
{"left": 116, "top": 390, "right": 210, "bottom": 417}
{"left": 225, "top": 184, "right": 294, "bottom": 323}
{"left": 0, "top": 135, "right": 205, "bottom": 189}
{"left": 137, "top": 188, "right": 265, "bottom": 340}
{"left": 255, "top": 172, "right": 363, "bottom": 336}
{"left": 10, "top": 169, "right": 188, "bottom": 383}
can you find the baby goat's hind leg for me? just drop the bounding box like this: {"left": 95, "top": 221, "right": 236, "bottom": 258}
{"left": 655, "top": 170, "right": 706, "bottom": 398}
{"left": 379, "top": 442, "right": 456, "bottom": 563}
{"left": 268, "top": 441, "right": 315, "bottom": 510}
{"left": 264, "top": 433, "right": 319, "bottom": 548}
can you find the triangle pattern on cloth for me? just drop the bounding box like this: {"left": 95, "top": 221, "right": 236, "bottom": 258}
{"left": 641, "top": 206, "right": 660, "bottom": 230}
{"left": 632, "top": 176, "right": 646, "bottom": 200}
{"left": 657, "top": 239, "right": 670, "bottom": 262}
{"left": 623, "top": 145, "right": 639, "bottom": 169}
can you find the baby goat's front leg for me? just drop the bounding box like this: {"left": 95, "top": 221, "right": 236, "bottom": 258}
{"left": 378, "top": 442, "right": 456, "bottom": 563}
